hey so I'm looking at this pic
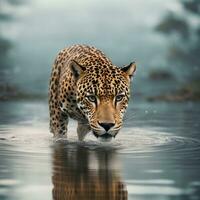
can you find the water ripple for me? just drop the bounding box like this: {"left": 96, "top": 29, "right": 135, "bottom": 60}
{"left": 1, "top": 125, "right": 200, "bottom": 159}
{"left": 53, "top": 127, "right": 200, "bottom": 160}
{"left": 114, "top": 128, "right": 200, "bottom": 155}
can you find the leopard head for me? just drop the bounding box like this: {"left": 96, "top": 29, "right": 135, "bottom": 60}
{"left": 70, "top": 60, "right": 136, "bottom": 140}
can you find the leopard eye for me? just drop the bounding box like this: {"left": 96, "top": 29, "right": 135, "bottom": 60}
{"left": 115, "top": 94, "right": 125, "bottom": 102}
{"left": 86, "top": 95, "right": 96, "bottom": 102}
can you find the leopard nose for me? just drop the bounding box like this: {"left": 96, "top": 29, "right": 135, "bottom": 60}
{"left": 98, "top": 122, "right": 115, "bottom": 132}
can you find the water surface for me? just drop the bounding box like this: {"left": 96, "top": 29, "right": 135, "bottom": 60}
{"left": 0, "top": 100, "right": 200, "bottom": 200}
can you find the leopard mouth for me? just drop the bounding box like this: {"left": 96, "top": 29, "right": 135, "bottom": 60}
{"left": 93, "top": 131, "right": 113, "bottom": 139}
{"left": 100, "top": 133, "right": 113, "bottom": 139}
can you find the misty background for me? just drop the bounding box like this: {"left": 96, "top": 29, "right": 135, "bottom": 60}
{"left": 0, "top": 0, "right": 200, "bottom": 101}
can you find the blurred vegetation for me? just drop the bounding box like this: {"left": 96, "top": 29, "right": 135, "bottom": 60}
{"left": 0, "top": 38, "right": 12, "bottom": 71}
{"left": 182, "top": 0, "right": 200, "bottom": 14}
{"left": 147, "top": 80, "right": 200, "bottom": 102}
{"left": 149, "top": 69, "right": 174, "bottom": 81}
{"left": 153, "top": 0, "right": 200, "bottom": 101}
{"left": 156, "top": 13, "right": 189, "bottom": 38}
{"left": 0, "top": 0, "right": 37, "bottom": 101}
{"left": 0, "top": 0, "right": 15, "bottom": 99}
{"left": 0, "top": 84, "right": 46, "bottom": 101}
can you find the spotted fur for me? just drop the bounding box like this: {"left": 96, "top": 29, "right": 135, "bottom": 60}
{"left": 49, "top": 44, "right": 136, "bottom": 141}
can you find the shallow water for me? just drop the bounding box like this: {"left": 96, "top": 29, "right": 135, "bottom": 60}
{"left": 0, "top": 100, "right": 200, "bottom": 200}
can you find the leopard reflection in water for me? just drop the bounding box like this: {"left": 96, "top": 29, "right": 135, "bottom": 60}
{"left": 52, "top": 144, "right": 127, "bottom": 200}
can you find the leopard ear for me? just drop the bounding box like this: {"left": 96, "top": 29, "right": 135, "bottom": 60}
{"left": 69, "top": 60, "right": 85, "bottom": 79}
{"left": 121, "top": 62, "right": 136, "bottom": 79}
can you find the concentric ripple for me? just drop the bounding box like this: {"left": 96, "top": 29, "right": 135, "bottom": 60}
{"left": 54, "top": 127, "right": 200, "bottom": 159}
{"left": 1, "top": 125, "right": 200, "bottom": 159}
{"left": 114, "top": 128, "right": 200, "bottom": 155}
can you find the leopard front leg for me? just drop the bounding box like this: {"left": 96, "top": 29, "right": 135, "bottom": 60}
{"left": 49, "top": 62, "right": 69, "bottom": 137}
{"left": 77, "top": 122, "right": 91, "bottom": 141}
{"left": 49, "top": 105, "right": 69, "bottom": 137}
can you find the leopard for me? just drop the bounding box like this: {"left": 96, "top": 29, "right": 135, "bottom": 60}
{"left": 49, "top": 44, "right": 136, "bottom": 141}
